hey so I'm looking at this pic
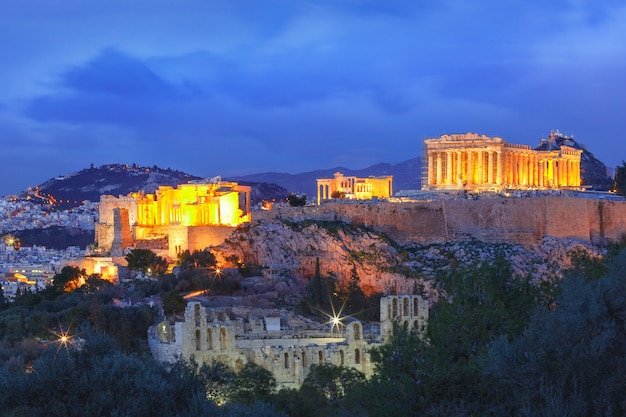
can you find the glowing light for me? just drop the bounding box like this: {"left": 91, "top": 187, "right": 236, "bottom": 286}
{"left": 50, "top": 325, "right": 75, "bottom": 354}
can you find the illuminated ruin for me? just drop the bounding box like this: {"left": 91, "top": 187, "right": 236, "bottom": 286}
{"left": 423, "top": 132, "right": 582, "bottom": 191}
{"left": 96, "top": 180, "right": 251, "bottom": 258}
{"left": 316, "top": 172, "right": 393, "bottom": 205}
{"left": 148, "top": 295, "right": 427, "bottom": 389}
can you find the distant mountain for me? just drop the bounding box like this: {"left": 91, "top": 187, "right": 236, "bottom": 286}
{"left": 228, "top": 156, "right": 423, "bottom": 197}
{"left": 229, "top": 132, "right": 614, "bottom": 197}
{"left": 22, "top": 164, "right": 289, "bottom": 209}
{"left": 535, "top": 131, "right": 613, "bottom": 190}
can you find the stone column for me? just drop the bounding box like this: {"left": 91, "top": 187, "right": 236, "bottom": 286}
{"left": 457, "top": 150, "right": 463, "bottom": 186}
{"left": 538, "top": 159, "right": 544, "bottom": 188}
{"left": 533, "top": 155, "right": 539, "bottom": 187}
{"left": 512, "top": 153, "right": 517, "bottom": 186}
{"left": 487, "top": 151, "right": 494, "bottom": 184}
{"left": 467, "top": 151, "right": 473, "bottom": 185}
{"left": 495, "top": 151, "right": 501, "bottom": 185}
{"left": 427, "top": 153, "right": 434, "bottom": 186}
{"left": 436, "top": 152, "right": 443, "bottom": 185}
{"left": 477, "top": 150, "right": 484, "bottom": 185}
{"left": 446, "top": 151, "right": 453, "bottom": 185}
{"left": 553, "top": 160, "right": 559, "bottom": 187}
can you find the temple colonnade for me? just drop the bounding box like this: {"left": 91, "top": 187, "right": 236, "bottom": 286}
{"left": 424, "top": 134, "right": 582, "bottom": 190}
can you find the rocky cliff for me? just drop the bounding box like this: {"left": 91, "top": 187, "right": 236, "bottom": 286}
{"left": 212, "top": 218, "right": 601, "bottom": 300}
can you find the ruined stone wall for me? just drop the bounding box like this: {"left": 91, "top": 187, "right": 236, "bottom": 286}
{"left": 149, "top": 302, "right": 378, "bottom": 389}
{"left": 380, "top": 295, "right": 428, "bottom": 340}
{"left": 187, "top": 226, "right": 236, "bottom": 254}
{"left": 97, "top": 195, "right": 138, "bottom": 252}
{"left": 255, "top": 197, "right": 626, "bottom": 246}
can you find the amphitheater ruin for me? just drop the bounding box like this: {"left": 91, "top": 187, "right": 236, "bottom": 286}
{"left": 148, "top": 294, "right": 428, "bottom": 389}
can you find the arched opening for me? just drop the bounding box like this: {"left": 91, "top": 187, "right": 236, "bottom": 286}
{"left": 284, "top": 352, "right": 290, "bottom": 369}
{"left": 414, "top": 320, "right": 420, "bottom": 333}
{"left": 195, "top": 329, "right": 201, "bottom": 351}
{"left": 403, "top": 320, "right": 409, "bottom": 330}
{"left": 339, "top": 349, "right": 344, "bottom": 366}
{"left": 353, "top": 323, "right": 361, "bottom": 340}
{"left": 355, "top": 349, "right": 360, "bottom": 364}
{"left": 207, "top": 328, "right": 213, "bottom": 349}
{"left": 194, "top": 304, "right": 201, "bottom": 327}
{"left": 318, "top": 351, "right": 324, "bottom": 364}
{"left": 413, "top": 297, "right": 419, "bottom": 316}
{"left": 235, "top": 359, "right": 244, "bottom": 372}
{"left": 220, "top": 328, "right": 227, "bottom": 350}
{"left": 302, "top": 351, "right": 307, "bottom": 368}
{"left": 403, "top": 297, "right": 409, "bottom": 317}
{"left": 392, "top": 298, "right": 398, "bottom": 317}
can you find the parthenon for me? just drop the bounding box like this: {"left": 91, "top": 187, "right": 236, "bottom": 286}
{"left": 423, "top": 132, "right": 582, "bottom": 191}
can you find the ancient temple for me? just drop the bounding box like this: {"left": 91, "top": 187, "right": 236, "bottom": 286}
{"left": 317, "top": 172, "right": 393, "bottom": 204}
{"left": 423, "top": 133, "right": 582, "bottom": 191}
{"left": 96, "top": 180, "right": 251, "bottom": 259}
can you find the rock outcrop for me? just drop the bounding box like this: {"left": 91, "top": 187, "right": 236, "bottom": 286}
{"left": 212, "top": 218, "right": 603, "bottom": 300}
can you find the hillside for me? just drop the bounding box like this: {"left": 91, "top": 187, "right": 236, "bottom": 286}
{"left": 535, "top": 131, "right": 612, "bottom": 190}
{"left": 21, "top": 164, "right": 289, "bottom": 209}
{"left": 229, "top": 156, "right": 422, "bottom": 197}
{"left": 230, "top": 133, "right": 613, "bottom": 196}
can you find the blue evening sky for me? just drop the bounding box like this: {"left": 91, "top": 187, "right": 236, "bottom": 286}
{"left": 1, "top": 0, "right": 625, "bottom": 196}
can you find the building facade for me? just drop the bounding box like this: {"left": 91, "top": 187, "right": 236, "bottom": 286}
{"left": 423, "top": 133, "right": 582, "bottom": 191}
{"left": 96, "top": 180, "right": 251, "bottom": 259}
{"left": 148, "top": 294, "right": 427, "bottom": 389}
{"left": 316, "top": 172, "right": 393, "bottom": 205}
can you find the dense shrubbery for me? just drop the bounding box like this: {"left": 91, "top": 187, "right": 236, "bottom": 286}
{"left": 3, "top": 245, "right": 626, "bottom": 416}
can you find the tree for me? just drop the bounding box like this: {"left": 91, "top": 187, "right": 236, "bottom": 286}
{"left": 229, "top": 362, "right": 277, "bottom": 405}
{"left": 286, "top": 193, "right": 307, "bottom": 207}
{"left": 125, "top": 249, "right": 168, "bottom": 276}
{"left": 331, "top": 191, "right": 346, "bottom": 199}
{"left": 177, "top": 249, "right": 217, "bottom": 269}
{"left": 301, "top": 363, "right": 365, "bottom": 403}
{"left": 485, "top": 271, "right": 626, "bottom": 416}
{"left": 162, "top": 289, "right": 186, "bottom": 315}
{"left": 52, "top": 266, "right": 86, "bottom": 292}
{"left": 612, "top": 160, "right": 626, "bottom": 196}
{"left": 346, "top": 264, "right": 366, "bottom": 314}
{"left": 198, "top": 360, "right": 235, "bottom": 406}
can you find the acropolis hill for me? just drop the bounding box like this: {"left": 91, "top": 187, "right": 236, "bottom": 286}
{"left": 94, "top": 132, "right": 624, "bottom": 265}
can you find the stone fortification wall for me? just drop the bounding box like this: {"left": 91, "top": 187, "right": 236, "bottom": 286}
{"left": 187, "top": 226, "right": 236, "bottom": 254}
{"left": 255, "top": 197, "right": 626, "bottom": 246}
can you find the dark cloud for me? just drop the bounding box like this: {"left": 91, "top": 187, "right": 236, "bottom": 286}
{"left": 2, "top": 0, "right": 626, "bottom": 196}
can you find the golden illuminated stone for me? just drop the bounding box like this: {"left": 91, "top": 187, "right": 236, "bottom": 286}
{"left": 423, "top": 132, "right": 582, "bottom": 191}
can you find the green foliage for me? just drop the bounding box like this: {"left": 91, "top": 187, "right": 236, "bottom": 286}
{"left": 125, "top": 249, "right": 168, "bottom": 276}
{"left": 177, "top": 249, "right": 217, "bottom": 269}
{"left": 566, "top": 247, "right": 607, "bottom": 280}
{"left": 162, "top": 289, "right": 186, "bottom": 315}
{"left": 486, "top": 273, "right": 626, "bottom": 415}
{"left": 52, "top": 266, "right": 86, "bottom": 292}
{"left": 346, "top": 264, "right": 367, "bottom": 314}
{"left": 301, "top": 363, "right": 365, "bottom": 403}
{"left": 0, "top": 335, "right": 218, "bottom": 417}
{"left": 229, "top": 362, "right": 277, "bottom": 405}
{"left": 286, "top": 193, "right": 307, "bottom": 207}
{"left": 275, "top": 364, "right": 366, "bottom": 417}
{"left": 198, "top": 360, "right": 235, "bottom": 406}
